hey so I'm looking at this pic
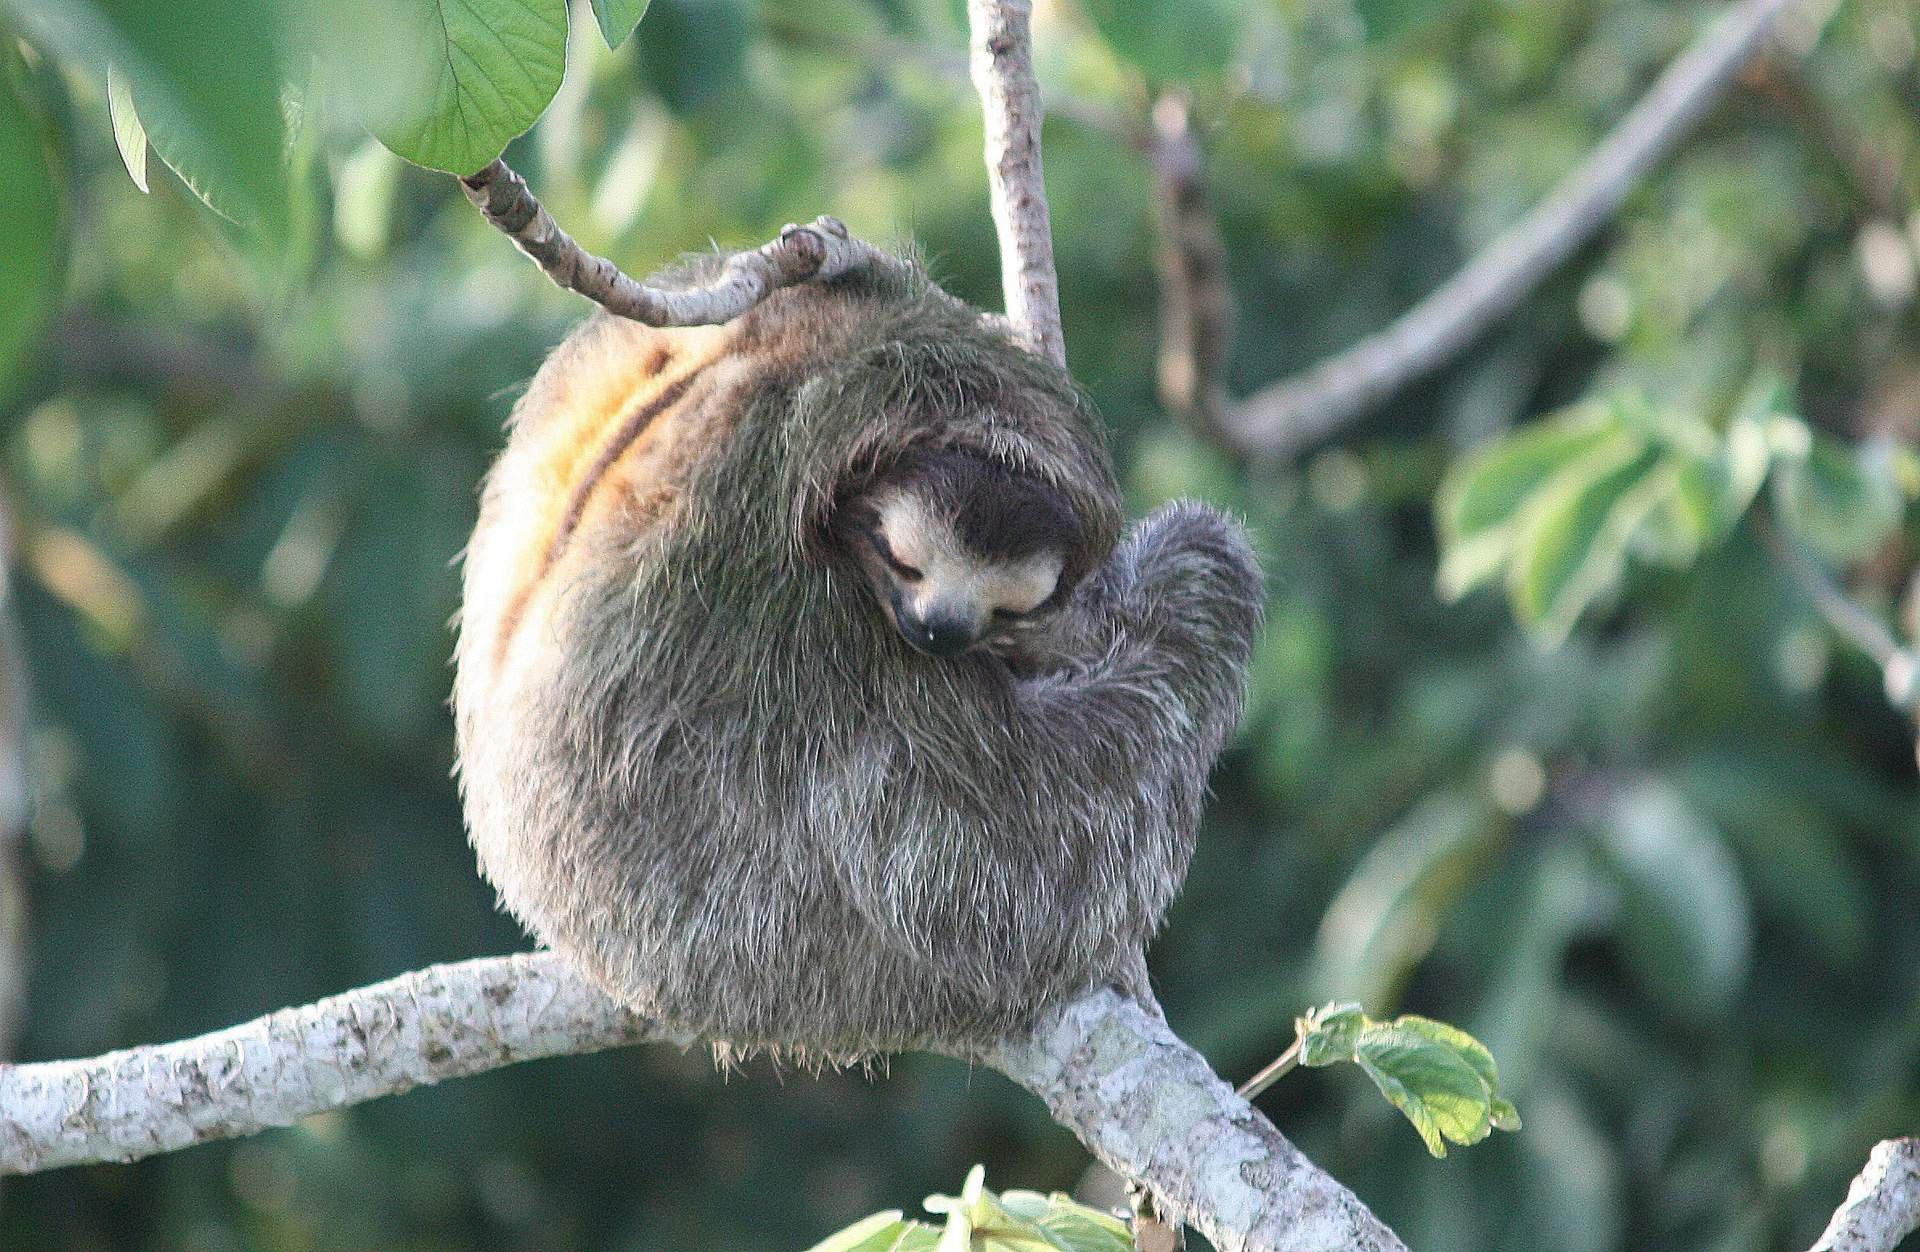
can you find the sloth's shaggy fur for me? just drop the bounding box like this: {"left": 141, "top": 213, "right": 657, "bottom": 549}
{"left": 454, "top": 255, "right": 1263, "bottom": 1057}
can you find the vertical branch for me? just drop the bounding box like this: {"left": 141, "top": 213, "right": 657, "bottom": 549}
{"left": 967, "top": 0, "right": 1066, "bottom": 367}
{"left": 1150, "top": 91, "right": 1236, "bottom": 439}
{"left": 0, "top": 502, "right": 27, "bottom": 1063}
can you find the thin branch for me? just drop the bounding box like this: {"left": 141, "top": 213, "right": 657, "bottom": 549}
{"left": 0, "top": 962, "right": 1406, "bottom": 1252}
{"left": 1214, "top": 0, "right": 1805, "bottom": 463}
{"left": 1756, "top": 513, "right": 1920, "bottom": 716}
{"left": 1150, "top": 92, "right": 1235, "bottom": 441}
{"left": 966, "top": 0, "right": 1066, "bottom": 367}
{"left": 460, "top": 161, "right": 881, "bottom": 327}
{"left": 1809, "top": 1138, "right": 1920, "bottom": 1252}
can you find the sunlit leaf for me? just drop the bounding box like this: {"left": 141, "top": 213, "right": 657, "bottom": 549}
{"left": 1077, "top": 0, "right": 1239, "bottom": 82}
{"left": 1508, "top": 440, "right": 1669, "bottom": 643}
{"left": 1435, "top": 409, "right": 1619, "bottom": 599}
{"left": 1354, "top": 1024, "right": 1495, "bottom": 1157}
{"left": 0, "top": 39, "right": 66, "bottom": 399}
{"left": 805, "top": 1210, "right": 914, "bottom": 1252}
{"left": 105, "top": 62, "right": 147, "bottom": 192}
{"left": 589, "top": 0, "right": 650, "bottom": 47}
{"left": 326, "top": 0, "right": 568, "bottom": 174}
{"left": 1295, "top": 1001, "right": 1367, "bottom": 1067}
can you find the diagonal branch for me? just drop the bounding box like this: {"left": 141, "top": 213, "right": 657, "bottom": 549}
{"left": 966, "top": 0, "right": 1066, "bottom": 367}
{"left": 460, "top": 160, "right": 881, "bottom": 326}
{"left": 1809, "top": 1138, "right": 1920, "bottom": 1252}
{"left": 1211, "top": 0, "right": 1804, "bottom": 463}
{"left": 0, "top": 959, "right": 1405, "bottom": 1252}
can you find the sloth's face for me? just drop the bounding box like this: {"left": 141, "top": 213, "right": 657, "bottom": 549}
{"left": 846, "top": 489, "right": 1065, "bottom": 660}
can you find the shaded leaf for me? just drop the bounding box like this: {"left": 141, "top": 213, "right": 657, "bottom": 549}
{"left": 1771, "top": 434, "right": 1905, "bottom": 565}
{"left": 1296, "top": 1001, "right": 1367, "bottom": 1067}
{"left": 589, "top": 0, "right": 650, "bottom": 47}
{"left": 1596, "top": 780, "right": 1752, "bottom": 1016}
{"left": 1077, "top": 0, "right": 1239, "bottom": 82}
{"left": 0, "top": 39, "right": 66, "bottom": 399}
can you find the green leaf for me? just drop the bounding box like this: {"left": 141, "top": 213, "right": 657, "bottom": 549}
{"left": 1507, "top": 440, "right": 1669, "bottom": 643}
{"left": 105, "top": 62, "right": 147, "bottom": 192}
{"left": 1771, "top": 434, "right": 1906, "bottom": 565}
{"left": 26, "top": 0, "right": 291, "bottom": 239}
{"left": 1355, "top": 0, "right": 1464, "bottom": 43}
{"left": 1435, "top": 409, "right": 1618, "bottom": 600}
{"left": 1596, "top": 780, "right": 1752, "bottom": 1016}
{"left": 1354, "top": 1024, "right": 1496, "bottom": 1157}
{"left": 1077, "top": 0, "right": 1239, "bottom": 82}
{"left": 0, "top": 39, "right": 66, "bottom": 400}
{"left": 589, "top": 0, "right": 650, "bottom": 47}
{"left": 326, "top": 0, "right": 569, "bottom": 174}
{"left": 1295, "top": 1001, "right": 1367, "bottom": 1067}
{"left": 1391, "top": 1016, "right": 1520, "bottom": 1132}
{"left": 1313, "top": 791, "right": 1500, "bottom": 1007}
{"left": 806, "top": 1211, "right": 913, "bottom": 1252}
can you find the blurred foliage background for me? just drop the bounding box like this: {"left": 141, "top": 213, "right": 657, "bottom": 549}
{"left": 0, "top": 0, "right": 1917, "bottom": 1248}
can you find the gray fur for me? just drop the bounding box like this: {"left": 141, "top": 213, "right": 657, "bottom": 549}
{"left": 454, "top": 255, "right": 1264, "bottom": 1058}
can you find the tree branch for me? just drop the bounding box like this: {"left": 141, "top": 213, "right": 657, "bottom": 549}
{"left": 1150, "top": 92, "right": 1235, "bottom": 441}
{"left": 0, "top": 954, "right": 667, "bottom": 1174}
{"left": 0, "top": 960, "right": 1405, "bottom": 1252}
{"left": 1213, "top": 0, "right": 1805, "bottom": 463}
{"left": 1809, "top": 1138, "right": 1920, "bottom": 1252}
{"left": 459, "top": 161, "right": 881, "bottom": 326}
{"left": 966, "top": 0, "right": 1066, "bottom": 367}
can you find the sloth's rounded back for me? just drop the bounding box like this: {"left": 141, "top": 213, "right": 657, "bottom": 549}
{"left": 456, "top": 264, "right": 1145, "bottom": 1056}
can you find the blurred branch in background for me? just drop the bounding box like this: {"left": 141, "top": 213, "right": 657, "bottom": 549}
{"left": 1150, "top": 92, "right": 1235, "bottom": 443}
{"left": 0, "top": 501, "right": 29, "bottom": 1061}
{"left": 1195, "top": 0, "right": 1808, "bottom": 463}
{"left": 1757, "top": 512, "right": 1920, "bottom": 759}
{"left": 1808, "top": 1138, "right": 1920, "bottom": 1252}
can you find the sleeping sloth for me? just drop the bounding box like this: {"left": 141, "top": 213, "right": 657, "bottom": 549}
{"left": 454, "top": 254, "right": 1262, "bottom": 1057}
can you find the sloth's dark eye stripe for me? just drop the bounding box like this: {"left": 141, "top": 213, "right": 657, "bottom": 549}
{"left": 862, "top": 527, "right": 922, "bottom": 581}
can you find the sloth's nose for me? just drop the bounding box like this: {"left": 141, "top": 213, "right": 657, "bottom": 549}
{"left": 898, "top": 610, "right": 975, "bottom": 658}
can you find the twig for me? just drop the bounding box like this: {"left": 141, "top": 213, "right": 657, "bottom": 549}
{"left": 0, "top": 962, "right": 1406, "bottom": 1252}
{"left": 1235, "top": 1039, "right": 1302, "bottom": 1103}
{"left": 1213, "top": 0, "right": 1806, "bottom": 463}
{"left": 1756, "top": 513, "right": 1920, "bottom": 715}
{"left": 0, "top": 503, "right": 27, "bottom": 1061}
{"left": 966, "top": 0, "right": 1066, "bottom": 366}
{"left": 1809, "top": 1138, "right": 1920, "bottom": 1252}
{"left": 1150, "top": 92, "right": 1235, "bottom": 440}
{"left": 459, "top": 161, "right": 881, "bottom": 326}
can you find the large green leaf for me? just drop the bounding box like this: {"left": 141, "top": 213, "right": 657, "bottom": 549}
{"left": 22, "top": 0, "right": 291, "bottom": 240}
{"left": 0, "top": 39, "right": 66, "bottom": 399}
{"left": 1077, "top": 0, "right": 1239, "bottom": 83}
{"left": 326, "top": 0, "right": 568, "bottom": 174}
{"left": 589, "top": 0, "right": 650, "bottom": 47}
{"left": 1596, "top": 780, "right": 1752, "bottom": 1016}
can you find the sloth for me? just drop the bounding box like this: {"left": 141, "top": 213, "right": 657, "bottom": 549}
{"left": 453, "top": 252, "right": 1263, "bottom": 1057}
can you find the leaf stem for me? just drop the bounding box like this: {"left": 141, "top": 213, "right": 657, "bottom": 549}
{"left": 1237, "top": 1038, "right": 1302, "bottom": 1102}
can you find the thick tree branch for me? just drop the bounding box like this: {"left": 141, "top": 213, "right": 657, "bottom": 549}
{"left": 460, "top": 161, "right": 880, "bottom": 326}
{"left": 1213, "top": 0, "right": 1804, "bottom": 463}
{"left": 0, "top": 954, "right": 667, "bottom": 1174}
{"left": 966, "top": 0, "right": 1066, "bottom": 367}
{"left": 0, "top": 960, "right": 1403, "bottom": 1252}
{"left": 1809, "top": 1138, "right": 1920, "bottom": 1252}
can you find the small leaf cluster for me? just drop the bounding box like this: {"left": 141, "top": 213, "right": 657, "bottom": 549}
{"left": 1294, "top": 1003, "right": 1521, "bottom": 1159}
{"left": 1437, "top": 382, "right": 1919, "bottom": 642}
{"left": 809, "top": 1166, "right": 1132, "bottom": 1252}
